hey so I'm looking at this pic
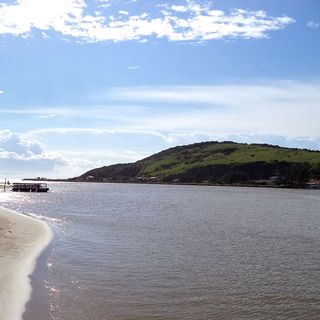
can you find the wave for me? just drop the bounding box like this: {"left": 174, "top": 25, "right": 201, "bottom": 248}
{"left": 26, "top": 212, "right": 66, "bottom": 225}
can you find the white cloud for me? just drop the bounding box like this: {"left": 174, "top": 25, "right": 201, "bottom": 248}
{"left": 22, "top": 80, "right": 320, "bottom": 149}
{"left": 7, "top": 80, "right": 319, "bottom": 144}
{"left": 171, "top": 5, "right": 188, "bottom": 13}
{"left": 0, "top": 129, "right": 70, "bottom": 178}
{"left": 19, "top": 128, "right": 161, "bottom": 177}
{"left": 56, "top": 149, "right": 149, "bottom": 165}
{"left": 3, "top": 81, "right": 319, "bottom": 145}
{"left": 119, "top": 10, "right": 129, "bottom": 16}
{"left": 0, "top": 104, "right": 144, "bottom": 119}
{"left": 26, "top": 127, "right": 172, "bottom": 144}
{"left": 36, "top": 114, "right": 57, "bottom": 119}
{"left": 0, "top": 129, "right": 44, "bottom": 155}
{"left": 128, "top": 65, "right": 141, "bottom": 70}
{"left": 103, "top": 81, "right": 320, "bottom": 138}
{"left": 99, "top": 0, "right": 111, "bottom": 8}
{"left": 0, "top": 90, "right": 3, "bottom": 94}
{"left": 307, "top": 21, "right": 320, "bottom": 29}
{"left": 0, "top": 0, "right": 295, "bottom": 42}
{"left": 106, "top": 81, "right": 320, "bottom": 105}
{"left": 41, "top": 31, "right": 50, "bottom": 38}
{"left": 2, "top": 80, "right": 319, "bottom": 177}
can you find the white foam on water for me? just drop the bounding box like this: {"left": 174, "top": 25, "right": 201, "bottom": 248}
{"left": 26, "top": 212, "right": 68, "bottom": 235}
{"left": 26, "top": 212, "right": 65, "bottom": 225}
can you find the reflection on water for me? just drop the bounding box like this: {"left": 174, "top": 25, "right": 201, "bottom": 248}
{"left": 1, "top": 183, "right": 320, "bottom": 320}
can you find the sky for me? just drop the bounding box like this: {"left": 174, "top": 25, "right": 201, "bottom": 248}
{"left": 0, "top": 0, "right": 320, "bottom": 178}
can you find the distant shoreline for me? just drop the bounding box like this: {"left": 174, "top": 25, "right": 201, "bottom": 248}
{"left": 23, "top": 178, "right": 320, "bottom": 190}
{"left": 0, "top": 207, "right": 53, "bottom": 320}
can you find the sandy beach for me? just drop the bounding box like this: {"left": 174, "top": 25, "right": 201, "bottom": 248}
{"left": 0, "top": 207, "right": 53, "bottom": 320}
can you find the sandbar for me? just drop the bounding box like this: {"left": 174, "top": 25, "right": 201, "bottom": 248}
{"left": 0, "top": 207, "right": 53, "bottom": 320}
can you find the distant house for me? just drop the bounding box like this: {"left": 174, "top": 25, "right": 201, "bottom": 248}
{"left": 307, "top": 179, "right": 320, "bottom": 189}
{"left": 269, "top": 176, "right": 281, "bottom": 184}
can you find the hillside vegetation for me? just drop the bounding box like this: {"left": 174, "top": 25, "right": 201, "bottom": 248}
{"left": 75, "top": 141, "right": 320, "bottom": 187}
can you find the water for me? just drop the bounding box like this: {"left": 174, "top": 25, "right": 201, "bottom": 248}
{"left": 1, "top": 183, "right": 320, "bottom": 320}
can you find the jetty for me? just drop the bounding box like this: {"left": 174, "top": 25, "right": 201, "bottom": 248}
{"left": 11, "top": 182, "right": 49, "bottom": 192}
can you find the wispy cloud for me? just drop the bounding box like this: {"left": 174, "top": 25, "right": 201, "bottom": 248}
{"left": 3, "top": 81, "right": 319, "bottom": 140}
{"left": 106, "top": 81, "right": 320, "bottom": 105}
{"left": 3, "top": 81, "right": 319, "bottom": 177}
{"left": 0, "top": 107, "right": 67, "bottom": 119}
{"left": 8, "top": 81, "right": 319, "bottom": 140}
{"left": 36, "top": 114, "right": 57, "bottom": 119}
{"left": 0, "top": 0, "right": 294, "bottom": 43}
{"left": 0, "top": 105, "right": 146, "bottom": 122}
{"left": 307, "top": 21, "right": 320, "bottom": 29}
{"left": 119, "top": 10, "right": 129, "bottom": 16}
{"left": 23, "top": 81, "right": 320, "bottom": 144}
{"left": 98, "top": 81, "right": 320, "bottom": 138}
{"left": 26, "top": 127, "right": 172, "bottom": 144}
{"left": 128, "top": 65, "right": 141, "bottom": 70}
{"left": 99, "top": 0, "right": 111, "bottom": 9}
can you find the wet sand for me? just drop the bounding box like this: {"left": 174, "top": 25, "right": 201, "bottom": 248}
{"left": 0, "top": 207, "right": 53, "bottom": 320}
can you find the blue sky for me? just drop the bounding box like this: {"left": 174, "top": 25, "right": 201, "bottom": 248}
{"left": 0, "top": 0, "right": 319, "bottom": 178}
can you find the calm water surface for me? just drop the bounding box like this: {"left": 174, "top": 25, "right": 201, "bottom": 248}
{"left": 1, "top": 183, "right": 320, "bottom": 320}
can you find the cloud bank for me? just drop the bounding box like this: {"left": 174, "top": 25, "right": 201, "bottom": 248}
{"left": 0, "top": 130, "right": 68, "bottom": 177}
{"left": 103, "top": 81, "right": 320, "bottom": 138}
{"left": 2, "top": 81, "right": 320, "bottom": 178}
{"left": 0, "top": 0, "right": 294, "bottom": 42}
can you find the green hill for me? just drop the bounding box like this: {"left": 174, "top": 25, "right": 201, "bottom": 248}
{"left": 75, "top": 141, "right": 320, "bottom": 187}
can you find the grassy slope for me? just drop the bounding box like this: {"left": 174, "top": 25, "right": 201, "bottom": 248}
{"left": 137, "top": 142, "right": 320, "bottom": 178}
{"left": 78, "top": 141, "right": 320, "bottom": 182}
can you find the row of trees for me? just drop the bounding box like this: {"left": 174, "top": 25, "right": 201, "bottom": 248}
{"left": 166, "top": 162, "right": 316, "bottom": 188}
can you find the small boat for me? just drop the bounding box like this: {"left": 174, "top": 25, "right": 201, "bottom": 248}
{"left": 12, "top": 182, "right": 49, "bottom": 192}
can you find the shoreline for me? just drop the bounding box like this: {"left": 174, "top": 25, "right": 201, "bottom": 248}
{"left": 55, "top": 179, "right": 319, "bottom": 190}
{"left": 0, "top": 207, "right": 53, "bottom": 320}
